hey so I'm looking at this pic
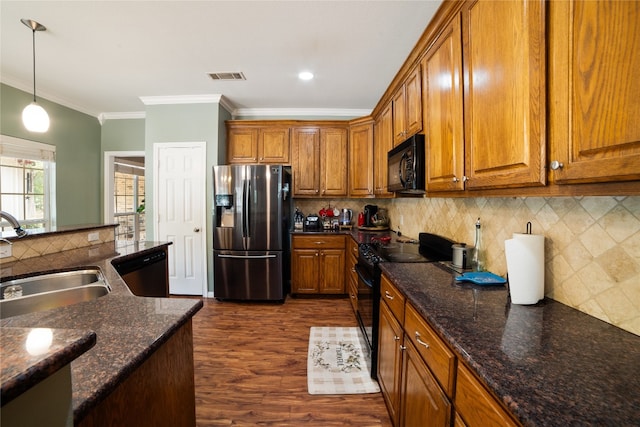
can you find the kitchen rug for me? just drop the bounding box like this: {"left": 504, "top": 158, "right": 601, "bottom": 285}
{"left": 307, "top": 326, "right": 380, "bottom": 395}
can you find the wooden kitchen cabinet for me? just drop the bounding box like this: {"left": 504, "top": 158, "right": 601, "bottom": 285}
{"left": 227, "top": 126, "right": 259, "bottom": 163}
{"left": 455, "top": 362, "right": 519, "bottom": 427}
{"left": 461, "top": 0, "right": 546, "bottom": 189}
{"left": 548, "top": 0, "right": 640, "bottom": 184}
{"left": 378, "top": 295, "right": 404, "bottom": 426}
{"left": 404, "top": 303, "right": 456, "bottom": 397}
{"left": 291, "top": 235, "right": 346, "bottom": 294}
{"left": 226, "top": 122, "right": 290, "bottom": 164}
{"left": 378, "top": 274, "right": 457, "bottom": 427}
{"left": 348, "top": 117, "right": 374, "bottom": 197}
{"left": 292, "top": 125, "right": 348, "bottom": 197}
{"left": 423, "top": 13, "right": 465, "bottom": 192}
{"left": 373, "top": 102, "right": 394, "bottom": 197}
{"left": 392, "top": 66, "right": 423, "bottom": 146}
{"left": 400, "top": 339, "right": 452, "bottom": 427}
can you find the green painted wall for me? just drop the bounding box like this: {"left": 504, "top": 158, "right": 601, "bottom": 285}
{"left": 145, "top": 102, "right": 228, "bottom": 293}
{"left": 101, "top": 118, "right": 145, "bottom": 152}
{"left": 0, "top": 84, "right": 102, "bottom": 226}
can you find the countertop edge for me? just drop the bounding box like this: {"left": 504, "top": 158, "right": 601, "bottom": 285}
{"left": 72, "top": 298, "right": 203, "bottom": 424}
{"left": 1, "top": 328, "right": 97, "bottom": 405}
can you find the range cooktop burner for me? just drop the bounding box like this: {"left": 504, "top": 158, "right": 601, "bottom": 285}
{"left": 385, "top": 253, "right": 425, "bottom": 262}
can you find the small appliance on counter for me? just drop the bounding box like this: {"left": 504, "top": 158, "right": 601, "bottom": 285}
{"left": 303, "top": 214, "right": 322, "bottom": 231}
{"left": 294, "top": 208, "right": 304, "bottom": 230}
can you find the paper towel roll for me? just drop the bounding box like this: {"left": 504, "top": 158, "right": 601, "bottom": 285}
{"left": 505, "top": 233, "right": 545, "bottom": 304}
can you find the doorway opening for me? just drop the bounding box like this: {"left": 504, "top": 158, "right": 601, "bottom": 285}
{"left": 104, "top": 151, "right": 145, "bottom": 241}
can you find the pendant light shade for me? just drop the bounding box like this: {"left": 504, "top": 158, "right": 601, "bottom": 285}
{"left": 22, "top": 102, "right": 50, "bottom": 132}
{"left": 21, "top": 18, "right": 49, "bottom": 133}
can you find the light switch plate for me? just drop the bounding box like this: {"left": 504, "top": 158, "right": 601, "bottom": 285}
{"left": 0, "top": 244, "right": 12, "bottom": 259}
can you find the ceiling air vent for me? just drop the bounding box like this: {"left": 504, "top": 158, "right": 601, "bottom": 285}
{"left": 208, "top": 72, "right": 246, "bottom": 81}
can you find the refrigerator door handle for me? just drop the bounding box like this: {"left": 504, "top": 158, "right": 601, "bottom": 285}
{"left": 241, "top": 177, "right": 248, "bottom": 238}
{"left": 245, "top": 179, "right": 251, "bottom": 238}
{"left": 217, "top": 254, "right": 277, "bottom": 259}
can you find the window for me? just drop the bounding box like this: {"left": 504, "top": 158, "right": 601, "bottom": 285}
{"left": 113, "top": 157, "right": 145, "bottom": 241}
{"left": 0, "top": 136, "right": 55, "bottom": 235}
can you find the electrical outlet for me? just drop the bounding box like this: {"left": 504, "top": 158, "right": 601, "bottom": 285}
{"left": 0, "top": 244, "right": 12, "bottom": 259}
{"left": 88, "top": 232, "right": 100, "bottom": 242}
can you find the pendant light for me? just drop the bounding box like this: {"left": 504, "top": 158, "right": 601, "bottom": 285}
{"left": 21, "top": 18, "right": 49, "bottom": 133}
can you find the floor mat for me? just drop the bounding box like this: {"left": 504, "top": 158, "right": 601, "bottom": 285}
{"left": 307, "top": 326, "right": 380, "bottom": 395}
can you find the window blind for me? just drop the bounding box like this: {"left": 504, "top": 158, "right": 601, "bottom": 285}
{"left": 0, "top": 135, "right": 56, "bottom": 162}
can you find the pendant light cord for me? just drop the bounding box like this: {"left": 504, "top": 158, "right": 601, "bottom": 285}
{"left": 31, "top": 28, "right": 37, "bottom": 102}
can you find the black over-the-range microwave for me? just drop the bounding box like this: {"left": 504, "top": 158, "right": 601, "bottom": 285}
{"left": 387, "top": 134, "right": 426, "bottom": 194}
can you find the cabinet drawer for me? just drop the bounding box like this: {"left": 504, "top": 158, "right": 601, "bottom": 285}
{"left": 348, "top": 237, "right": 359, "bottom": 258}
{"left": 405, "top": 303, "right": 456, "bottom": 397}
{"left": 455, "top": 363, "right": 520, "bottom": 427}
{"left": 380, "top": 274, "right": 405, "bottom": 322}
{"left": 292, "top": 235, "right": 345, "bottom": 249}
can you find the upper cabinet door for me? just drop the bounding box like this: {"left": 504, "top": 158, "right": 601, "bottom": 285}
{"left": 258, "top": 127, "right": 290, "bottom": 164}
{"left": 405, "top": 66, "right": 423, "bottom": 138}
{"left": 392, "top": 67, "right": 423, "bottom": 146}
{"left": 462, "top": 0, "right": 546, "bottom": 189}
{"left": 349, "top": 120, "right": 374, "bottom": 197}
{"left": 424, "top": 14, "right": 465, "bottom": 192}
{"left": 320, "top": 128, "right": 348, "bottom": 197}
{"left": 292, "top": 127, "right": 321, "bottom": 196}
{"left": 548, "top": 0, "right": 640, "bottom": 184}
{"left": 227, "top": 128, "right": 259, "bottom": 164}
{"left": 374, "top": 102, "right": 395, "bottom": 196}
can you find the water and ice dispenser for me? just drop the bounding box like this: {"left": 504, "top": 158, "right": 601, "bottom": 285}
{"left": 215, "top": 194, "right": 235, "bottom": 227}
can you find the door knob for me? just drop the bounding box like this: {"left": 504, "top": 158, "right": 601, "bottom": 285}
{"left": 194, "top": 228, "right": 200, "bottom": 232}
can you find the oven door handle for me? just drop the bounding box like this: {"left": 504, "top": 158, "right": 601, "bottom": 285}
{"left": 355, "top": 264, "right": 374, "bottom": 288}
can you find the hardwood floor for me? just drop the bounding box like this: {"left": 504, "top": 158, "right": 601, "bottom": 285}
{"left": 191, "top": 296, "right": 392, "bottom": 426}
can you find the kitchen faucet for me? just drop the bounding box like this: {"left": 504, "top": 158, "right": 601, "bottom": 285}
{"left": 0, "top": 211, "right": 28, "bottom": 237}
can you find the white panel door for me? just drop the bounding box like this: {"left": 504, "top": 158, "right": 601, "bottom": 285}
{"left": 154, "top": 142, "right": 206, "bottom": 295}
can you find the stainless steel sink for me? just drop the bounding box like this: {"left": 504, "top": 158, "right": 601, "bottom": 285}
{"left": 1, "top": 269, "right": 111, "bottom": 319}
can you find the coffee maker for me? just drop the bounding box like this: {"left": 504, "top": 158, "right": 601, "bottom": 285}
{"left": 364, "top": 205, "right": 378, "bottom": 227}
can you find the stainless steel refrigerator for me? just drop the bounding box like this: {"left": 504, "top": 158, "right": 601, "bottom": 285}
{"left": 213, "top": 165, "right": 291, "bottom": 301}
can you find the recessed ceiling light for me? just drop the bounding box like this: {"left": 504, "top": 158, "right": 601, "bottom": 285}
{"left": 298, "top": 71, "right": 314, "bottom": 81}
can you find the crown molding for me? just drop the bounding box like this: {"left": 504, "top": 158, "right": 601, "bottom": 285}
{"left": 139, "top": 94, "right": 223, "bottom": 105}
{"left": 232, "top": 108, "right": 371, "bottom": 119}
{"left": 98, "top": 111, "right": 146, "bottom": 125}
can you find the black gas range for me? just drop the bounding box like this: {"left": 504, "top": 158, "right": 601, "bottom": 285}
{"left": 355, "top": 232, "right": 455, "bottom": 379}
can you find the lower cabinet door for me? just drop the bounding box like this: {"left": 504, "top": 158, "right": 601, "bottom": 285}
{"left": 400, "top": 339, "right": 452, "bottom": 427}
{"left": 291, "top": 249, "right": 320, "bottom": 293}
{"left": 378, "top": 301, "right": 404, "bottom": 426}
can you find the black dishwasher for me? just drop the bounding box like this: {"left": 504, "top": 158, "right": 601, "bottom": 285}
{"left": 113, "top": 250, "right": 169, "bottom": 297}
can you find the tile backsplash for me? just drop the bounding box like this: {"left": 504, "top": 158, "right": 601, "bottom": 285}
{"left": 296, "top": 196, "right": 640, "bottom": 336}
{"left": 0, "top": 227, "right": 115, "bottom": 263}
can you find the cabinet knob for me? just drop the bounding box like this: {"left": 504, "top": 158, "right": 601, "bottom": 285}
{"left": 550, "top": 160, "right": 564, "bottom": 170}
{"left": 452, "top": 176, "right": 459, "bottom": 183}
{"left": 194, "top": 228, "right": 200, "bottom": 232}
{"left": 394, "top": 335, "right": 400, "bottom": 341}
{"left": 400, "top": 345, "right": 407, "bottom": 351}
{"left": 462, "top": 176, "right": 469, "bottom": 182}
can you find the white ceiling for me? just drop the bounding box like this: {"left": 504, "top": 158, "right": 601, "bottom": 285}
{"left": 1, "top": 1, "right": 442, "bottom": 120}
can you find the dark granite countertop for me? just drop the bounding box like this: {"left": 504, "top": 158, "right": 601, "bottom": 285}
{"left": 0, "top": 240, "right": 203, "bottom": 423}
{"left": 1, "top": 327, "right": 96, "bottom": 404}
{"left": 380, "top": 262, "right": 640, "bottom": 426}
